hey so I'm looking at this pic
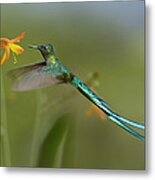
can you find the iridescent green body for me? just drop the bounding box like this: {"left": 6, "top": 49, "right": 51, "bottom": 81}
{"left": 9, "top": 44, "right": 145, "bottom": 140}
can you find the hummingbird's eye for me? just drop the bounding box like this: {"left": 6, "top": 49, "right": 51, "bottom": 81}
{"left": 41, "top": 45, "right": 48, "bottom": 51}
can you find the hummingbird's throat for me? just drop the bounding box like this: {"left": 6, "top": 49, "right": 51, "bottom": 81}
{"left": 50, "top": 54, "right": 56, "bottom": 64}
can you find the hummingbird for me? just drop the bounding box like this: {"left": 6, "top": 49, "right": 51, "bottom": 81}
{"left": 8, "top": 44, "right": 145, "bottom": 140}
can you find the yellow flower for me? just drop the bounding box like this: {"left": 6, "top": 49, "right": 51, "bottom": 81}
{"left": 85, "top": 104, "right": 107, "bottom": 123}
{"left": 0, "top": 32, "right": 25, "bottom": 65}
{"left": 86, "top": 104, "right": 104, "bottom": 119}
{"left": 85, "top": 85, "right": 106, "bottom": 122}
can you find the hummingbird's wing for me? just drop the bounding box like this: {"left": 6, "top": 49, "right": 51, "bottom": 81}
{"left": 8, "top": 61, "right": 63, "bottom": 91}
{"left": 8, "top": 61, "right": 47, "bottom": 79}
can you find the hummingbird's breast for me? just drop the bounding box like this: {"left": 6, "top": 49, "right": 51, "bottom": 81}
{"left": 50, "top": 61, "right": 73, "bottom": 83}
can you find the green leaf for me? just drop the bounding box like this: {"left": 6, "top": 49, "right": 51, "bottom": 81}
{"left": 38, "top": 114, "right": 70, "bottom": 168}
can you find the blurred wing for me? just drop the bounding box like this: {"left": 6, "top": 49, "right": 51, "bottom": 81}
{"left": 8, "top": 61, "right": 46, "bottom": 79}
{"left": 8, "top": 61, "right": 63, "bottom": 91}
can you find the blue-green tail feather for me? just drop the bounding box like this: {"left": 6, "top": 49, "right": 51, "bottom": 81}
{"left": 71, "top": 75, "right": 145, "bottom": 140}
{"left": 109, "top": 115, "right": 144, "bottom": 140}
{"left": 111, "top": 112, "right": 144, "bottom": 130}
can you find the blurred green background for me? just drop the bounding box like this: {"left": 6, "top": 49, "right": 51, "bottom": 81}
{"left": 0, "top": 1, "right": 144, "bottom": 169}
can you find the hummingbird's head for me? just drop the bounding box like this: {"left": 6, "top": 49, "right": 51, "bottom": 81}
{"left": 29, "top": 44, "right": 55, "bottom": 59}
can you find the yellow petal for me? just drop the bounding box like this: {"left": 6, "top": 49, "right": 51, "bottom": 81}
{"left": 85, "top": 104, "right": 103, "bottom": 118}
{"left": 0, "top": 51, "right": 7, "bottom": 65}
{"left": 85, "top": 105, "right": 94, "bottom": 116}
{"left": 8, "top": 43, "right": 24, "bottom": 55}
{"left": 5, "top": 47, "right": 11, "bottom": 62}
{"left": 0, "top": 47, "right": 10, "bottom": 65}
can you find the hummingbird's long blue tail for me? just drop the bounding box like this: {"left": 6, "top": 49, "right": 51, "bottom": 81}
{"left": 71, "top": 75, "right": 144, "bottom": 140}
{"left": 109, "top": 114, "right": 144, "bottom": 140}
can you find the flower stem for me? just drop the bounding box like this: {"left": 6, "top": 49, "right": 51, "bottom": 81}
{"left": 0, "top": 69, "right": 11, "bottom": 166}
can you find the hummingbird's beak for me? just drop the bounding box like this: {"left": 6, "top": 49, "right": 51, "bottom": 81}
{"left": 28, "top": 45, "right": 39, "bottom": 49}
